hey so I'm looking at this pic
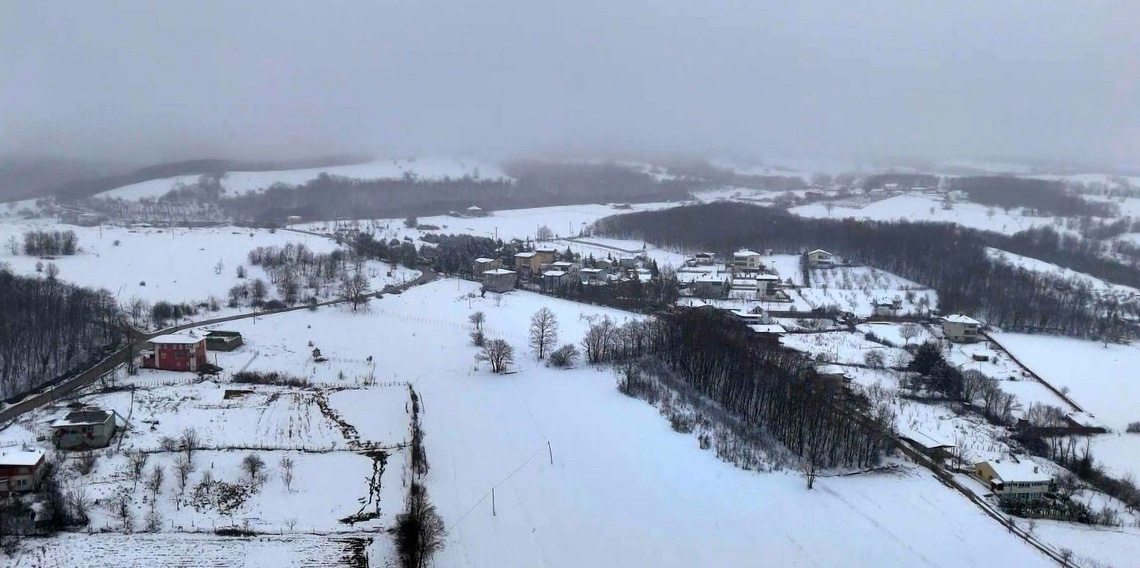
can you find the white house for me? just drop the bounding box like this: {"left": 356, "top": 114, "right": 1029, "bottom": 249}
{"left": 942, "top": 314, "right": 981, "bottom": 343}
{"left": 807, "top": 249, "right": 836, "bottom": 268}
{"left": 974, "top": 459, "right": 1052, "bottom": 501}
{"left": 732, "top": 249, "right": 762, "bottom": 271}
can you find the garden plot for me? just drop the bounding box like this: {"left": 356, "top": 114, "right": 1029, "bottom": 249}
{"left": 801, "top": 266, "right": 937, "bottom": 316}
{"left": 10, "top": 532, "right": 362, "bottom": 568}
{"left": 780, "top": 331, "right": 909, "bottom": 367}
{"left": 69, "top": 448, "right": 397, "bottom": 534}
{"left": 759, "top": 254, "right": 805, "bottom": 285}
{"left": 856, "top": 322, "right": 935, "bottom": 346}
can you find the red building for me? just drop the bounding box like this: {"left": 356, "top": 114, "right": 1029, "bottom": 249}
{"left": 0, "top": 449, "right": 46, "bottom": 494}
{"left": 141, "top": 334, "right": 208, "bottom": 372}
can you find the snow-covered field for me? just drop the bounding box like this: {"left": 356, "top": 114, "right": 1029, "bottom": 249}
{"left": 301, "top": 201, "right": 682, "bottom": 245}
{"left": 6, "top": 278, "right": 1070, "bottom": 567}
{"left": 791, "top": 194, "right": 1058, "bottom": 235}
{"left": 94, "top": 157, "right": 509, "bottom": 200}
{"left": 990, "top": 333, "right": 1140, "bottom": 480}
{"left": 0, "top": 220, "right": 417, "bottom": 319}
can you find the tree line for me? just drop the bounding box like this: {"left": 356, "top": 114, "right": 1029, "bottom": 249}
{"left": 0, "top": 267, "right": 122, "bottom": 400}
{"left": 595, "top": 202, "right": 1136, "bottom": 339}
{"left": 947, "top": 176, "right": 1117, "bottom": 217}
{"left": 16, "top": 230, "right": 79, "bottom": 256}
{"left": 584, "top": 308, "right": 895, "bottom": 472}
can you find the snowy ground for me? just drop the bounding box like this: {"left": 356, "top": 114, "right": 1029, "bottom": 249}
{"left": 791, "top": 194, "right": 1059, "bottom": 235}
{"left": 0, "top": 220, "right": 417, "bottom": 325}
{"left": 299, "top": 201, "right": 682, "bottom": 246}
{"left": 94, "top": 157, "right": 509, "bottom": 200}
{"left": 987, "top": 248, "right": 1140, "bottom": 305}
{"left": 802, "top": 266, "right": 937, "bottom": 316}
{"left": 989, "top": 333, "right": 1140, "bottom": 480}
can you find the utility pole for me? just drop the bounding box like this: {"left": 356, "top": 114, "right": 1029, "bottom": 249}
{"left": 548, "top": 441, "right": 553, "bottom": 465}
{"left": 491, "top": 488, "right": 496, "bottom": 517}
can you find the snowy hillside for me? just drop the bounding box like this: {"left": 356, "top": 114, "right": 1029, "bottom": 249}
{"left": 791, "top": 194, "right": 1057, "bottom": 235}
{"left": 94, "top": 157, "right": 509, "bottom": 200}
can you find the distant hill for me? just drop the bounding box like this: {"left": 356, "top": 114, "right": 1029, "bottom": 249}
{"left": 0, "top": 156, "right": 128, "bottom": 201}
{"left": 51, "top": 154, "right": 371, "bottom": 201}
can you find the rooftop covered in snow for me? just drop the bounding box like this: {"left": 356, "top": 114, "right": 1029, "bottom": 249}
{"left": 148, "top": 334, "right": 203, "bottom": 345}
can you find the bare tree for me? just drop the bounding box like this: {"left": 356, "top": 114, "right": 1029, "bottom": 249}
{"left": 824, "top": 202, "right": 836, "bottom": 216}
{"left": 45, "top": 262, "right": 60, "bottom": 280}
{"left": 174, "top": 454, "right": 194, "bottom": 498}
{"left": 280, "top": 456, "right": 296, "bottom": 492}
{"left": 394, "top": 482, "right": 446, "bottom": 568}
{"left": 145, "top": 464, "right": 165, "bottom": 502}
{"left": 179, "top": 427, "right": 200, "bottom": 460}
{"left": 341, "top": 270, "right": 371, "bottom": 312}
{"left": 242, "top": 453, "right": 266, "bottom": 483}
{"left": 536, "top": 225, "right": 554, "bottom": 241}
{"left": 285, "top": 517, "right": 298, "bottom": 531}
{"left": 468, "top": 311, "right": 485, "bottom": 331}
{"left": 863, "top": 350, "right": 885, "bottom": 369}
{"left": 477, "top": 339, "right": 514, "bottom": 373}
{"left": 235, "top": 265, "right": 247, "bottom": 278}
{"left": 529, "top": 307, "right": 558, "bottom": 360}
{"left": 899, "top": 324, "right": 920, "bottom": 346}
{"left": 128, "top": 452, "right": 148, "bottom": 488}
{"left": 114, "top": 490, "right": 134, "bottom": 533}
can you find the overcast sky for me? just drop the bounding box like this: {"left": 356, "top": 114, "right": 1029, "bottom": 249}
{"left": 2, "top": 1, "right": 1138, "bottom": 168}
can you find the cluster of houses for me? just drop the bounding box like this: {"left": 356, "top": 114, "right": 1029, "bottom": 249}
{"left": 2, "top": 330, "right": 248, "bottom": 496}
{"left": 900, "top": 432, "right": 1053, "bottom": 501}
{"left": 477, "top": 245, "right": 655, "bottom": 294}
{"left": 681, "top": 249, "right": 793, "bottom": 302}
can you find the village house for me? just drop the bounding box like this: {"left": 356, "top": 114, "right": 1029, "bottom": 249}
{"left": 473, "top": 257, "right": 501, "bottom": 275}
{"left": 807, "top": 249, "right": 836, "bottom": 268}
{"left": 690, "top": 273, "right": 727, "bottom": 298}
{"left": 550, "top": 261, "right": 575, "bottom": 273}
{"left": 50, "top": 409, "right": 118, "bottom": 450}
{"left": 541, "top": 270, "right": 569, "bottom": 292}
{"left": 692, "top": 252, "right": 716, "bottom": 266}
{"left": 900, "top": 430, "right": 956, "bottom": 463}
{"left": 748, "top": 323, "right": 787, "bottom": 346}
{"left": 141, "top": 334, "right": 208, "bottom": 372}
{"left": 872, "top": 298, "right": 902, "bottom": 317}
{"left": 482, "top": 268, "right": 518, "bottom": 293}
{"left": 580, "top": 267, "right": 608, "bottom": 286}
{"left": 942, "top": 314, "right": 981, "bottom": 343}
{"left": 205, "top": 330, "right": 243, "bottom": 352}
{"left": 974, "top": 459, "right": 1052, "bottom": 501}
{"left": 732, "top": 249, "right": 762, "bottom": 272}
{"left": 514, "top": 246, "right": 558, "bottom": 277}
{"left": 755, "top": 274, "right": 783, "bottom": 301}
{"left": 285, "top": 215, "right": 304, "bottom": 226}
{"left": 0, "top": 448, "right": 46, "bottom": 494}
{"left": 465, "top": 205, "right": 489, "bottom": 217}
{"left": 815, "top": 364, "right": 852, "bottom": 386}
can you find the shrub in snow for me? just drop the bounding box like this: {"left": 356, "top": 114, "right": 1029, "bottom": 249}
{"left": 1127, "top": 422, "right": 1140, "bottom": 434}
{"left": 548, "top": 344, "right": 579, "bottom": 368}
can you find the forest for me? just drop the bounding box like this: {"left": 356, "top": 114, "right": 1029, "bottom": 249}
{"left": 584, "top": 307, "right": 894, "bottom": 470}
{"left": 595, "top": 202, "right": 1136, "bottom": 339}
{"left": 948, "top": 176, "right": 1117, "bottom": 217}
{"left": 0, "top": 267, "right": 123, "bottom": 400}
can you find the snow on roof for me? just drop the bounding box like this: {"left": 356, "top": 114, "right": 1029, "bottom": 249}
{"left": 898, "top": 429, "right": 954, "bottom": 450}
{"left": 943, "top": 314, "right": 980, "bottom": 325}
{"left": 734, "top": 249, "right": 760, "bottom": 257}
{"left": 148, "top": 334, "right": 202, "bottom": 345}
{"left": 467, "top": 205, "right": 483, "bottom": 211}
{"left": 755, "top": 274, "right": 780, "bottom": 280}
{"left": 749, "top": 324, "right": 787, "bottom": 335}
{"left": 816, "top": 364, "right": 848, "bottom": 376}
{"left": 581, "top": 268, "right": 604, "bottom": 274}
{"left": 51, "top": 409, "right": 113, "bottom": 428}
{"left": 474, "top": 257, "right": 495, "bottom": 263}
{"left": 808, "top": 249, "right": 833, "bottom": 256}
{"left": 551, "top": 261, "right": 573, "bottom": 267}
{"left": 0, "top": 448, "right": 45, "bottom": 467}
{"left": 535, "top": 246, "right": 558, "bottom": 253}
{"left": 695, "top": 252, "right": 715, "bottom": 257}
{"left": 515, "top": 251, "right": 537, "bottom": 258}
{"left": 542, "top": 270, "right": 567, "bottom": 277}
{"left": 694, "top": 274, "right": 726, "bottom": 283}
{"left": 982, "top": 459, "right": 1052, "bottom": 483}
{"left": 483, "top": 269, "right": 516, "bottom": 276}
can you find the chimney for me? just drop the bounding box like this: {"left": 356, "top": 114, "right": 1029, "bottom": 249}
{"left": 1033, "top": 467, "right": 1039, "bottom": 474}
